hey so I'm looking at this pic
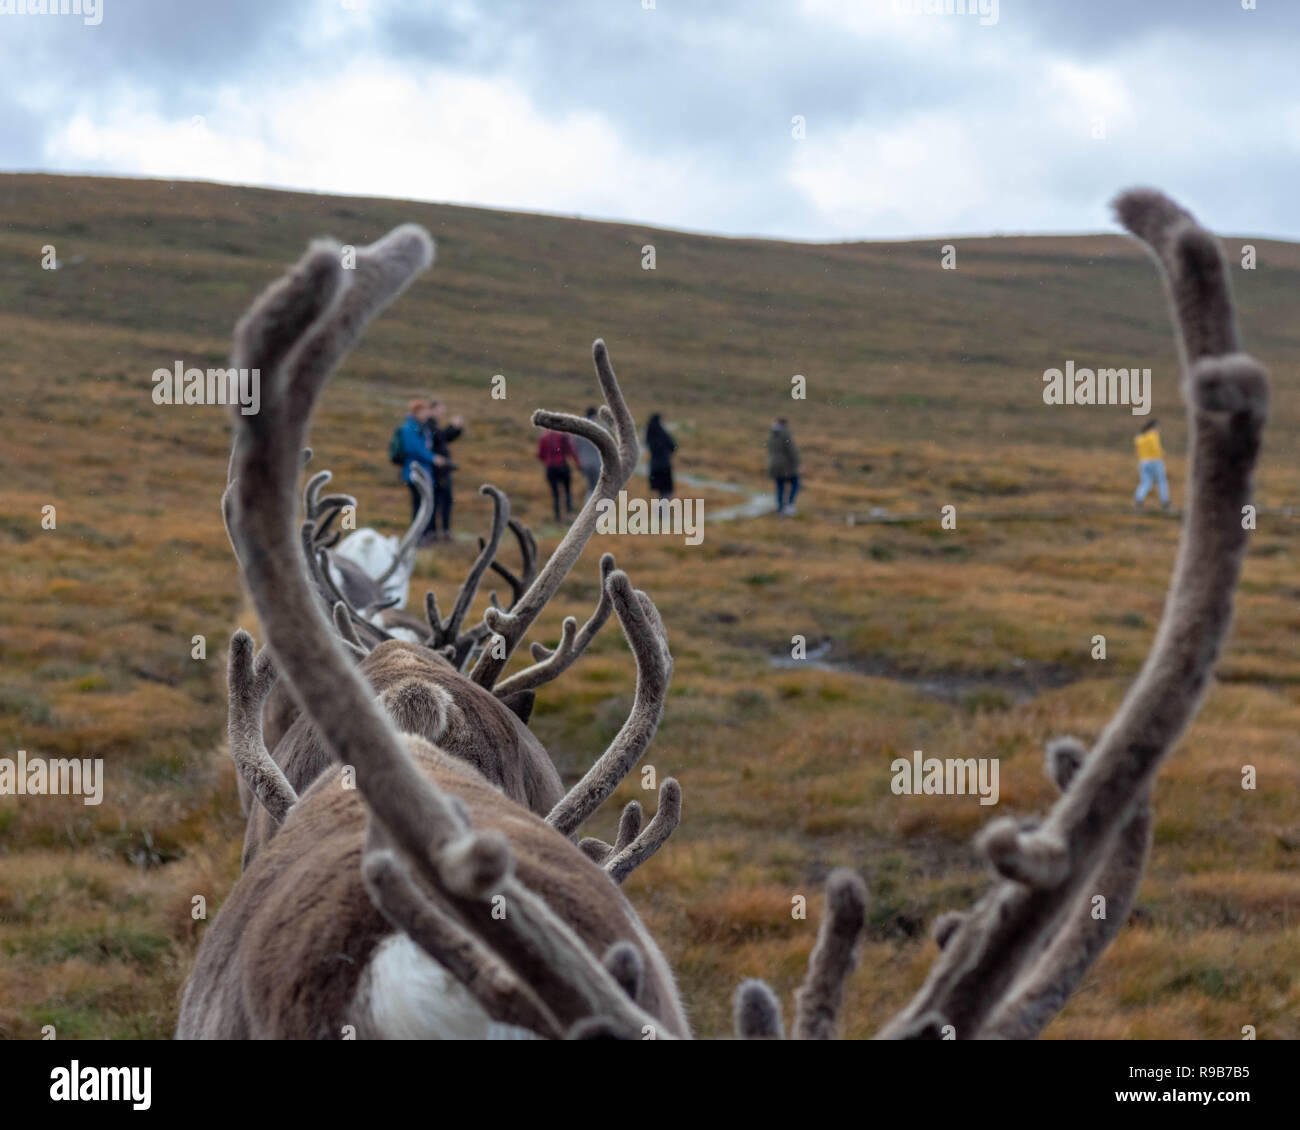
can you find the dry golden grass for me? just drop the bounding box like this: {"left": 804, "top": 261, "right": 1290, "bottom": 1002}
{"left": 0, "top": 173, "right": 1297, "bottom": 1039}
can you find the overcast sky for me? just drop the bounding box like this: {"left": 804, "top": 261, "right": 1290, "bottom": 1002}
{"left": 3, "top": 0, "right": 1297, "bottom": 241}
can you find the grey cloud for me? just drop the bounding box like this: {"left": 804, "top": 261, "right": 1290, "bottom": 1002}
{"left": 0, "top": 0, "right": 1297, "bottom": 240}
{"left": 1009, "top": 0, "right": 1300, "bottom": 49}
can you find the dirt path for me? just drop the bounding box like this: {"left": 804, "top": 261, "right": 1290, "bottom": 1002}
{"left": 633, "top": 464, "right": 777, "bottom": 522}
{"left": 643, "top": 464, "right": 1300, "bottom": 527}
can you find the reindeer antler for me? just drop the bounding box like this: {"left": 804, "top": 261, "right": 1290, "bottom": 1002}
{"left": 734, "top": 188, "right": 1267, "bottom": 1042}
{"left": 426, "top": 484, "right": 510, "bottom": 651}
{"left": 226, "top": 630, "right": 298, "bottom": 823}
{"left": 578, "top": 778, "right": 682, "bottom": 884}
{"left": 544, "top": 574, "right": 673, "bottom": 839}
{"left": 300, "top": 522, "right": 391, "bottom": 650}
{"left": 226, "top": 227, "right": 676, "bottom": 1040}
{"left": 376, "top": 464, "right": 434, "bottom": 585}
{"left": 979, "top": 740, "right": 1152, "bottom": 1040}
{"left": 486, "top": 517, "right": 539, "bottom": 607}
{"left": 492, "top": 552, "right": 617, "bottom": 698}
{"left": 470, "top": 341, "right": 639, "bottom": 691}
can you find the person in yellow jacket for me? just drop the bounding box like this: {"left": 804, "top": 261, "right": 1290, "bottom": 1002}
{"left": 1134, "top": 419, "right": 1170, "bottom": 510}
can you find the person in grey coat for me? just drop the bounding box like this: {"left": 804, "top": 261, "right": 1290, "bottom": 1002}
{"left": 768, "top": 417, "right": 800, "bottom": 516}
{"left": 573, "top": 405, "right": 602, "bottom": 498}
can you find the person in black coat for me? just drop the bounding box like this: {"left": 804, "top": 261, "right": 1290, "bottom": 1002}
{"left": 422, "top": 397, "right": 464, "bottom": 543}
{"left": 645, "top": 413, "right": 676, "bottom": 500}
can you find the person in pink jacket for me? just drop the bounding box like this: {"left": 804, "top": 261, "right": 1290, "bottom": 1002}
{"left": 537, "top": 429, "right": 580, "bottom": 523}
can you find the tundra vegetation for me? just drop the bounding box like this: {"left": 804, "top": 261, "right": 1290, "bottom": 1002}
{"left": 0, "top": 174, "right": 1297, "bottom": 1037}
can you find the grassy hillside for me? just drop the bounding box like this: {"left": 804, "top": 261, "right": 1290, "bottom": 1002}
{"left": 0, "top": 173, "right": 1297, "bottom": 1039}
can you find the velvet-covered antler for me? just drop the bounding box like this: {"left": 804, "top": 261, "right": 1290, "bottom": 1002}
{"left": 577, "top": 777, "right": 682, "bottom": 884}
{"left": 470, "top": 341, "right": 640, "bottom": 691}
{"left": 485, "top": 518, "right": 539, "bottom": 608}
{"left": 544, "top": 574, "right": 674, "bottom": 839}
{"left": 226, "top": 630, "right": 298, "bottom": 823}
{"left": 733, "top": 188, "right": 1268, "bottom": 1042}
{"left": 376, "top": 463, "right": 433, "bottom": 585}
{"left": 425, "top": 484, "right": 510, "bottom": 652}
{"left": 492, "top": 553, "right": 617, "bottom": 698}
{"left": 226, "top": 226, "right": 673, "bottom": 1039}
{"left": 979, "top": 740, "right": 1152, "bottom": 1040}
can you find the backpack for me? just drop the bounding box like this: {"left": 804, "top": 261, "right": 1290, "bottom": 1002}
{"left": 388, "top": 426, "right": 404, "bottom": 465}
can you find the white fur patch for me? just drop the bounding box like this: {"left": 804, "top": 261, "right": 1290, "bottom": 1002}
{"left": 355, "top": 933, "right": 540, "bottom": 1040}
{"left": 380, "top": 624, "right": 426, "bottom": 644}
{"left": 333, "top": 528, "right": 414, "bottom": 607}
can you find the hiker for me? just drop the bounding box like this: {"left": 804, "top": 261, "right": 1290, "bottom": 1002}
{"left": 1134, "top": 417, "right": 1170, "bottom": 510}
{"left": 538, "top": 428, "right": 580, "bottom": 523}
{"left": 645, "top": 413, "right": 676, "bottom": 500}
{"left": 423, "top": 397, "right": 464, "bottom": 542}
{"left": 391, "top": 399, "right": 437, "bottom": 530}
{"left": 768, "top": 417, "right": 800, "bottom": 516}
{"left": 573, "top": 406, "right": 603, "bottom": 498}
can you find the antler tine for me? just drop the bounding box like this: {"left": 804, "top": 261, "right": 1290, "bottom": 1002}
{"left": 225, "top": 261, "right": 338, "bottom": 490}
{"left": 300, "top": 522, "right": 390, "bottom": 650}
{"left": 314, "top": 492, "right": 356, "bottom": 513}
{"left": 545, "top": 573, "right": 672, "bottom": 838}
{"left": 332, "top": 600, "right": 366, "bottom": 652}
{"left": 517, "top": 521, "right": 539, "bottom": 588}
{"left": 734, "top": 981, "right": 785, "bottom": 1040}
{"left": 470, "top": 340, "right": 639, "bottom": 691}
{"left": 299, "top": 519, "right": 333, "bottom": 599}
{"left": 591, "top": 339, "right": 637, "bottom": 456}
{"left": 450, "top": 622, "right": 492, "bottom": 672}
{"left": 980, "top": 739, "right": 1152, "bottom": 1040}
{"left": 424, "top": 589, "right": 442, "bottom": 642}
{"left": 614, "top": 800, "right": 643, "bottom": 851}
{"left": 227, "top": 630, "right": 298, "bottom": 824}
{"left": 303, "top": 469, "right": 332, "bottom": 521}
{"left": 577, "top": 795, "right": 645, "bottom": 872}
{"left": 228, "top": 229, "right": 673, "bottom": 1039}
{"left": 429, "top": 485, "right": 510, "bottom": 645}
{"left": 311, "top": 496, "right": 355, "bottom": 548}
{"left": 318, "top": 552, "right": 394, "bottom": 652}
{"left": 484, "top": 550, "right": 517, "bottom": 600}
{"left": 377, "top": 463, "right": 433, "bottom": 585}
{"left": 874, "top": 192, "right": 1267, "bottom": 1040}
{"left": 424, "top": 591, "right": 484, "bottom": 669}
{"left": 790, "top": 869, "right": 868, "bottom": 1040}
{"left": 492, "top": 553, "right": 617, "bottom": 698}
{"left": 605, "top": 778, "right": 681, "bottom": 884}
{"left": 485, "top": 561, "right": 519, "bottom": 607}
{"left": 484, "top": 516, "right": 537, "bottom": 607}
{"left": 359, "top": 818, "right": 564, "bottom": 1039}
{"left": 220, "top": 481, "right": 241, "bottom": 565}
{"left": 1113, "top": 188, "right": 1239, "bottom": 365}
{"left": 578, "top": 838, "right": 613, "bottom": 865}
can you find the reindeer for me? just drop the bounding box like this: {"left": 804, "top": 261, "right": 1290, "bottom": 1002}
{"left": 181, "top": 225, "right": 688, "bottom": 1038}
{"left": 330, "top": 468, "right": 432, "bottom": 617}
{"left": 228, "top": 462, "right": 434, "bottom": 817}
{"left": 305, "top": 460, "right": 434, "bottom": 637}
{"left": 230, "top": 436, "right": 541, "bottom": 818}
{"left": 184, "top": 186, "right": 1265, "bottom": 1039}
{"left": 229, "top": 424, "right": 612, "bottom": 868}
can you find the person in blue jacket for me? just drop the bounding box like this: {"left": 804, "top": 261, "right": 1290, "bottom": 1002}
{"left": 396, "top": 399, "right": 437, "bottom": 540}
